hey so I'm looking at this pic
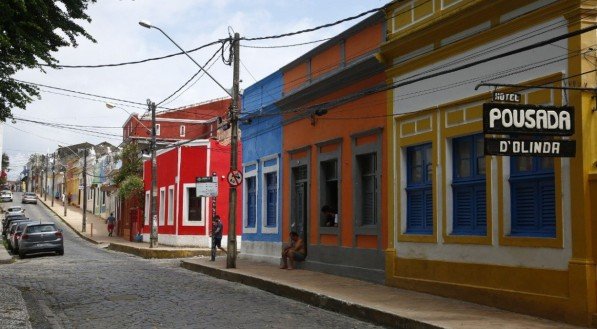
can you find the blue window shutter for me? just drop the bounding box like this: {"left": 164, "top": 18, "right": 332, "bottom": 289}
{"left": 539, "top": 178, "right": 556, "bottom": 233}
{"left": 424, "top": 188, "right": 433, "bottom": 231}
{"left": 474, "top": 184, "right": 487, "bottom": 231}
{"left": 266, "top": 173, "right": 277, "bottom": 227}
{"left": 407, "top": 190, "right": 424, "bottom": 232}
{"left": 247, "top": 177, "right": 256, "bottom": 228}
{"left": 511, "top": 181, "right": 537, "bottom": 234}
{"left": 453, "top": 186, "right": 473, "bottom": 233}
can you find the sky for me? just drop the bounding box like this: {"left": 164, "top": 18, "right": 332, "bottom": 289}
{"left": 4, "top": 0, "right": 384, "bottom": 180}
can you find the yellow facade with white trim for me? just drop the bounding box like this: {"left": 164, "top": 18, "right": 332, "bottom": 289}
{"left": 383, "top": 0, "right": 597, "bottom": 326}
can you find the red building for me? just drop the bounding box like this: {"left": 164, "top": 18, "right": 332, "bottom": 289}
{"left": 142, "top": 140, "right": 242, "bottom": 247}
{"left": 119, "top": 97, "right": 234, "bottom": 243}
{"left": 122, "top": 97, "right": 231, "bottom": 147}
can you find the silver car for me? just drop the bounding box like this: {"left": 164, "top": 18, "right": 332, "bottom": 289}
{"left": 21, "top": 192, "right": 37, "bottom": 205}
{"left": 5, "top": 206, "right": 25, "bottom": 216}
{"left": 1, "top": 190, "right": 12, "bottom": 202}
{"left": 18, "top": 223, "right": 64, "bottom": 258}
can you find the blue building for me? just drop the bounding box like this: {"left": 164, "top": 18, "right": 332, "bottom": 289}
{"left": 240, "top": 71, "right": 283, "bottom": 263}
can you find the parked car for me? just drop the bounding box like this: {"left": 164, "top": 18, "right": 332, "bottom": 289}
{"left": 1, "top": 190, "right": 13, "bottom": 202}
{"left": 2, "top": 214, "right": 28, "bottom": 236}
{"left": 11, "top": 221, "right": 34, "bottom": 253}
{"left": 5, "top": 206, "right": 25, "bottom": 216}
{"left": 21, "top": 192, "right": 37, "bottom": 205}
{"left": 19, "top": 223, "right": 64, "bottom": 258}
{"left": 7, "top": 220, "right": 32, "bottom": 251}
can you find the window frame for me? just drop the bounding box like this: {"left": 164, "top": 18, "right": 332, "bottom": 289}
{"left": 144, "top": 190, "right": 150, "bottom": 225}
{"left": 450, "top": 133, "right": 487, "bottom": 236}
{"left": 242, "top": 161, "right": 258, "bottom": 234}
{"left": 405, "top": 142, "right": 433, "bottom": 235}
{"left": 158, "top": 187, "right": 165, "bottom": 226}
{"left": 155, "top": 124, "right": 161, "bottom": 136}
{"left": 167, "top": 185, "right": 174, "bottom": 226}
{"left": 261, "top": 155, "right": 279, "bottom": 234}
{"left": 180, "top": 125, "right": 186, "bottom": 137}
{"left": 317, "top": 140, "right": 341, "bottom": 236}
{"left": 352, "top": 129, "right": 382, "bottom": 237}
{"left": 182, "top": 183, "right": 205, "bottom": 226}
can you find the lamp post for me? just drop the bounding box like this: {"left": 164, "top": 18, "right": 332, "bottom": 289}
{"left": 139, "top": 20, "right": 240, "bottom": 267}
{"left": 51, "top": 152, "right": 56, "bottom": 207}
{"left": 80, "top": 148, "right": 88, "bottom": 232}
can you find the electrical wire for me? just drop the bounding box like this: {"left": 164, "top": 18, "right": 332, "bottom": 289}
{"left": 240, "top": 37, "right": 332, "bottom": 49}
{"left": 38, "top": 40, "right": 224, "bottom": 69}
{"left": 156, "top": 43, "right": 225, "bottom": 106}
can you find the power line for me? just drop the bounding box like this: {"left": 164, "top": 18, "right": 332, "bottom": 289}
{"left": 157, "top": 44, "right": 224, "bottom": 106}
{"left": 39, "top": 40, "right": 224, "bottom": 69}
{"left": 242, "top": 3, "right": 388, "bottom": 41}
{"left": 240, "top": 37, "right": 331, "bottom": 49}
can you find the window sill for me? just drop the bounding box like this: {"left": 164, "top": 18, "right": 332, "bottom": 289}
{"left": 354, "top": 226, "right": 378, "bottom": 236}
{"left": 397, "top": 232, "right": 436, "bottom": 243}
{"left": 319, "top": 227, "right": 339, "bottom": 235}
{"left": 499, "top": 234, "right": 562, "bottom": 249}
{"left": 443, "top": 233, "right": 491, "bottom": 245}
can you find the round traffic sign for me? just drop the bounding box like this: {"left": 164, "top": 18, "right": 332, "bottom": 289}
{"left": 227, "top": 170, "right": 243, "bottom": 186}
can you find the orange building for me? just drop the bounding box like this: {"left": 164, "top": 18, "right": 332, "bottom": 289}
{"left": 278, "top": 12, "right": 388, "bottom": 282}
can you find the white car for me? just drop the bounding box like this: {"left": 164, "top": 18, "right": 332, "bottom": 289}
{"left": 0, "top": 190, "right": 13, "bottom": 202}
{"left": 5, "top": 206, "right": 25, "bottom": 216}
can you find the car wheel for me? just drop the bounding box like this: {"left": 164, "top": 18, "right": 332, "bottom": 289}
{"left": 57, "top": 249, "right": 64, "bottom": 256}
{"left": 18, "top": 250, "right": 26, "bottom": 259}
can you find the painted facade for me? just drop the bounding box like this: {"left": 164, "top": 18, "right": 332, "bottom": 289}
{"left": 382, "top": 0, "right": 597, "bottom": 326}
{"left": 278, "top": 12, "right": 388, "bottom": 283}
{"left": 142, "top": 140, "right": 242, "bottom": 247}
{"left": 240, "top": 71, "right": 284, "bottom": 263}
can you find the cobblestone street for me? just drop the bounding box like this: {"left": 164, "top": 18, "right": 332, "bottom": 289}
{"left": 1, "top": 201, "right": 380, "bottom": 329}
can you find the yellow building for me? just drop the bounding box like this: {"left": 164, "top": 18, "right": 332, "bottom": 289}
{"left": 382, "top": 0, "right": 597, "bottom": 326}
{"left": 66, "top": 157, "right": 81, "bottom": 206}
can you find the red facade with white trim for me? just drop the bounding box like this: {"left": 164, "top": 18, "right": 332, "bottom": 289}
{"left": 142, "top": 140, "right": 242, "bottom": 247}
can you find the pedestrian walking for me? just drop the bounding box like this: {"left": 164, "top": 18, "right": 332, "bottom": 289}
{"left": 210, "top": 215, "right": 227, "bottom": 256}
{"left": 106, "top": 212, "right": 117, "bottom": 237}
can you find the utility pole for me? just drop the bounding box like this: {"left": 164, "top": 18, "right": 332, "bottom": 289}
{"left": 226, "top": 33, "right": 240, "bottom": 268}
{"left": 44, "top": 154, "right": 49, "bottom": 201}
{"left": 51, "top": 152, "right": 56, "bottom": 207}
{"left": 63, "top": 163, "right": 67, "bottom": 217}
{"left": 149, "top": 100, "right": 158, "bottom": 248}
{"left": 82, "top": 148, "right": 88, "bottom": 232}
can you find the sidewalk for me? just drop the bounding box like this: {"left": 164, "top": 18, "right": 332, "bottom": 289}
{"left": 37, "top": 195, "right": 215, "bottom": 259}
{"left": 181, "top": 258, "right": 583, "bottom": 329}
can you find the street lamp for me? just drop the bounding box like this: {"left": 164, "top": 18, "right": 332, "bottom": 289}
{"left": 139, "top": 20, "right": 241, "bottom": 267}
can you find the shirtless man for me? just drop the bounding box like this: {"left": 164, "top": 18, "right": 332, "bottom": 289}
{"left": 281, "top": 231, "right": 305, "bottom": 270}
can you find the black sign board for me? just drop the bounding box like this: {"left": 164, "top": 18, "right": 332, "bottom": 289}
{"left": 493, "top": 92, "right": 521, "bottom": 103}
{"left": 196, "top": 176, "right": 215, "bottom": 183}
{"left": 484, "top": 138, "right": 576, "bottom": 157}
{"left": 483, "top": 103, "right": 574, "bottom": 136}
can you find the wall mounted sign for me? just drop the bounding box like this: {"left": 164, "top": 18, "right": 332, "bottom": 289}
{"left": 493, "top": 92, "right": 521, "bottom": 103}
{"left": 484, "top": 138, "right": 576, "bottom": 157}
{"left": 196, "top": 176, "right": 218, "bottom": 197}
{"left": 483, "top": 103, "right": 574, "bottom": 136}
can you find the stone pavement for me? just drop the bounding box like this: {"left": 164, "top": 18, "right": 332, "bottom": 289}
{"left": 181, "top": 258, "right": 584, "bottom": 329}
{"left": 36, "top": 194, "right": 215, "bottom": 259}
{"left": 0, "top": 284, "right": 32, "bottom": 329}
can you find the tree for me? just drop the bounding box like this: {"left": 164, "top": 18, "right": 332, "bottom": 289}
{"left": 114, "top": 143, "right": 144, "bottom": 199}
{"left": 1, "top": 153, "right": 8, "bottom": 170}
{"left": 0, "top": 0, "right": 96, "bottom": 121}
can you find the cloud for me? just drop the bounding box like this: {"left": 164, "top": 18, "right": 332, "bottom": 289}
{"left": 5, "top": 0, "right": 381, "bottom": 180}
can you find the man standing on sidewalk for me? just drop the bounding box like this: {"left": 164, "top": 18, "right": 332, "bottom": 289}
{"left": 106, "top": 213, "right": 116, "bottom": 237}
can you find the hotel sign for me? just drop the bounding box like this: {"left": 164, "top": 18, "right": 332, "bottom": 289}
{"left": 483, "top": 103, "right": 574, "bottom": 135}
{"left": 483, "top": 103, "right": 575, "bottom": 157}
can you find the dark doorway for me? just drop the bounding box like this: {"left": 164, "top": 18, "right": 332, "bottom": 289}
{"left": 292, "top": 165, "right": 308, "bottom": 255}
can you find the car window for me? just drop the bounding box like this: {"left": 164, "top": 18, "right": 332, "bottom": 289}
{"left": 16, "top": 223, "right": 31, "bottom": 231}
{"left": 26, "top": 225, "right": 57, "bottom": 233}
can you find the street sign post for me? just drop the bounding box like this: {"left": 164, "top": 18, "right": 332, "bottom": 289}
{"left": 227, "top": 170, "right": 243, "bottom": 187}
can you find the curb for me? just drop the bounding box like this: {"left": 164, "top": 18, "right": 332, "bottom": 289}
{"left": 108, "top": 243, "right": 214, "bottom": 259}
{"left": 180, "top": 261, "right": 441, "bottom": 329}
{"left": 38, "top": 200, "right": 100, "bottom": 245}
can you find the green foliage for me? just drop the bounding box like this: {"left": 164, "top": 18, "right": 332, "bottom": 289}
{"left": 0, "top": 0, "right": 96, "bottom": 121}
{"left": 1, "top": 153, "right": 8, "bottom": 169}
{"left": 114, "top": 143, "right": 143, "bottom": 186}
{"left": 118, "top": 175, "right": 144, "bottom": 200}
